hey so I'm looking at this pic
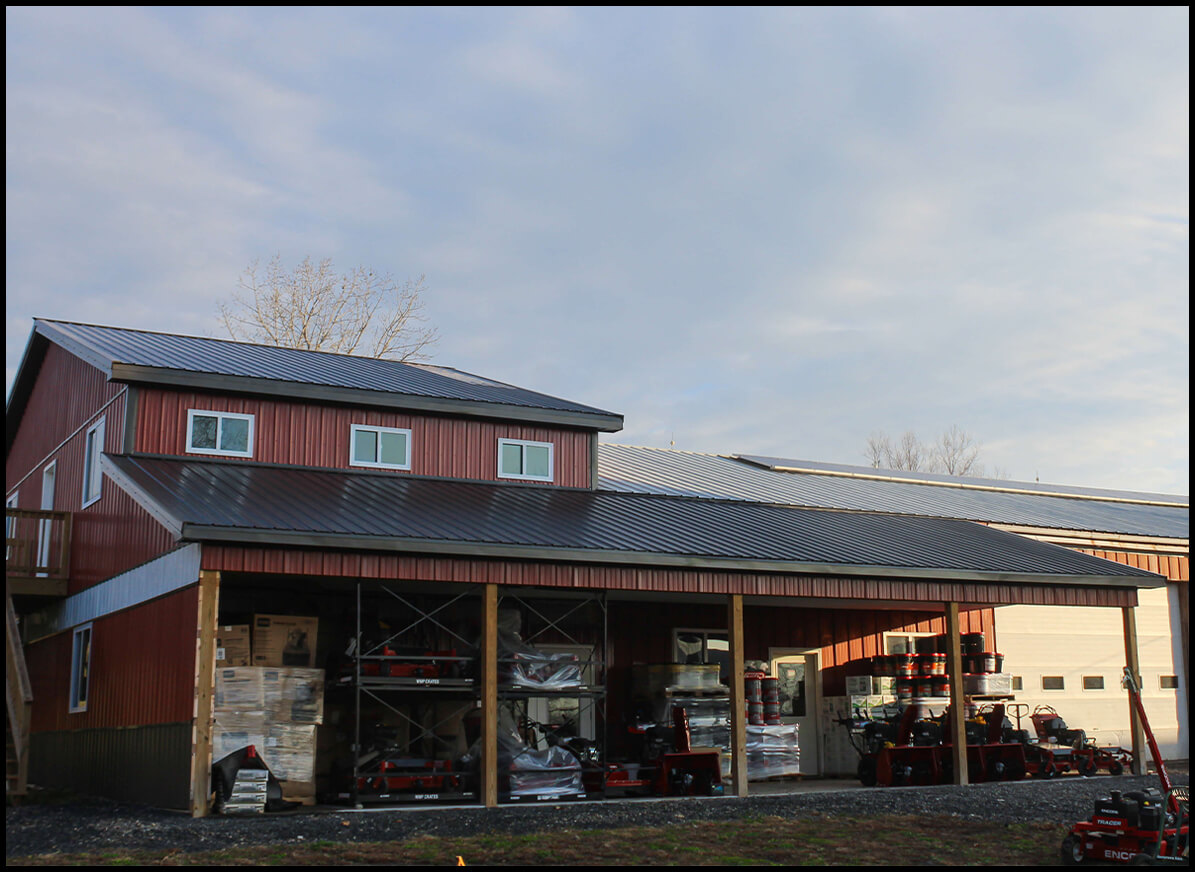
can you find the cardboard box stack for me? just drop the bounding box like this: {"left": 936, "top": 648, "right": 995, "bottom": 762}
{"left": 216, "top": 625, "right": 251, "bottom": 667}
{"left": 215, "top": 616, "right": 325, "bottom": 797}
{"left": 252, "top": 614, "right": 318, "bottom": 668}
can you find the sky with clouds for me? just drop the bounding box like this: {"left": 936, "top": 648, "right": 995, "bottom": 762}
{"left": 6, "top": 7, "right": 1189, "bottom": 494}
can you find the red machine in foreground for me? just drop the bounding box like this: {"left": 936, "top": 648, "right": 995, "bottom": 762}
{"left": 1061, "top": 668, "right": 1189, "bottom": 865}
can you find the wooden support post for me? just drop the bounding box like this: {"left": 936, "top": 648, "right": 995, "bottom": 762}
{"left": 1123, "top": 606, "right": 1146, "bottom": 776}
{"left": 190, "top": 570, "right": 220, "bottom": 817}
{"left": 481, "top": 583, "right": 499, "bottom": 808}
{"left": 727, "top": 594, "right": 748, "bottom": 797}
{"left": 944, "top": 602, "right": 968, "bottom": 786}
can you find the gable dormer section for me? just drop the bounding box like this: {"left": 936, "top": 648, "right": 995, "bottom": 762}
{"left": 130, "top": 388, "right": 606, "bottom": 487}
{"left": 25, "top": 320, "right": 622, "bottom": 490}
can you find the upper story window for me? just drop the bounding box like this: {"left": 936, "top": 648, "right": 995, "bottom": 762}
{"left": 351, "top": 425, "right": 412, "bottom": 470}
{"left": 498, "top": 438, "right": 553, "bottom": 482}
{"left": 82, "top": 418, "right": 105, "bottom": 507}
{"left": 187, "top": 410, "right": 254, "bottom": 458}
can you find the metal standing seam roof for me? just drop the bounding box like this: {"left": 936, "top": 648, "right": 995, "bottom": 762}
{"left": 25, "top": 319, "right": 623, "bottom": 430}
{"left": 102, "top": 454, "right": 1164, "bottom": 586}
{"left": 597, "top": 444, "right": 1189, "bottom": 540}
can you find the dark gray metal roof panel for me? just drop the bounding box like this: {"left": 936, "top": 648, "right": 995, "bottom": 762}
{"left": 33, "top": 320, "right": 622, "bottom": 429}
{"left": 104, "top": 454, "right": 1161, "bottom": 584}
{"left": 598, "top": 445, "right": 1189, "bottom": 539}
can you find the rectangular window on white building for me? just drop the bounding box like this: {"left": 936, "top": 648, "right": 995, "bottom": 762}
{"left": 187, "top": 410, "right": 254, "bottom": 458}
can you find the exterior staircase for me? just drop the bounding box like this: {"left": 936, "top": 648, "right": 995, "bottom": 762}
{"left": 6, "top": 507, "right": 72, "bottom": 802}
{"left": 6, "top": 590, "right": 33, "bottom": 801}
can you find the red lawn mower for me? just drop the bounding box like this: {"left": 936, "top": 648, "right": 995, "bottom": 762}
{"left": 1061, "top": 668, "right": 1189, "bottom": 865}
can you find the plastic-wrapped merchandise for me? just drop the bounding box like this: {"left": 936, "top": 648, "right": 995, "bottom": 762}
{"left": 632, "top": 664, "right": 724, "bottom": 696}
{"left": 498, "top": 630, "right": 583, "bottom": 688}
{"left": 216, "top": 667, "right": 325, "bottom": 724}
{"left": 215, "top": 668, "right": 264, "bottom": 710}
{"left": 262, "top": 723, "right": 317, "bottom": 790}
{"left": 646, "top": 695, "right": 729, "bottom": 725}
{"left": 460, "top": 709, "right": 585, "bottom": 798}
{"left": 689, "top": 723, "right": 731, "bottom": 750}
{"left": 746, "top": 724, "right": 800, "bottom": 780}
{"left": 213, "top": 667, "right": 323, "bottom": 800}
{"left": 499, "top": 708, "right": 584, "bottom": 797}
{"left": 211, "top": 714, "right": 317, "bottom": 791}
{"left": 212, "top": 712, "right": 268, "bottom": 762}
{"left": 261, "top": 668, "right": 324, "bottom": 724}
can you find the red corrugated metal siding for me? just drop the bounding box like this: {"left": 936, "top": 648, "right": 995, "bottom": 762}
{"left": 201, "top": 545, "right": 1138, "bottom": 607}
{"left": 6, "top": 343, "right": 124, "bottom": 497}
{"left": 5, "top": 344, "right": 177, "bottom": 592}
{"left": 135, "top": 388, "right": 593, "bottom": 486}
{"left": 69, "top": 491, "right": 179, "bottom": 593}
{"left": 1080, "top": 549, "right": 1188, "bottom": 582}
{"left": 26, "top": 586, "right": 199, "bottom": 732}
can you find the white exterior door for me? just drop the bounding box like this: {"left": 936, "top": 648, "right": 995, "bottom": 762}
{"left": 769, "top": 648, "right": 821, "bottom": 775}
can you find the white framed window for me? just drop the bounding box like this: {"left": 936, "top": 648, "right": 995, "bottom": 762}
{"left": 1082, "top": 675, "right": 1105, "bottom": 691}
{"left": 186, "top": 410, "right": 254, "bottom": 458}
{"left": 82, "top": 418, "right": 105, "bottom": 507}
{"left": 350, "top": 425, "right": 412, "bottom": 470}
{"left": 69, "top": 623, "right": 93, "bottom": 713}
{"left": 1042, "top": 675, "right": 1065, "bottom": 691}
{"left": 1160, "top": 675, "right": 1178, "bottom": 690}
{"left": 498, "top": 438, "right": 553, "bottom": 482}
{"left": 882, "top": 631, "right": 937, "bottom": 655}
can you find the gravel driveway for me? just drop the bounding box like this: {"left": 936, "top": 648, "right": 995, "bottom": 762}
{"left": 6, "top": 771, "right": 1188, "bottom": 860}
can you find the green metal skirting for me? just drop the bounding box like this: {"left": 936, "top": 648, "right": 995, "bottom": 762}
{"left": 28, "top": 722, "right": 193, "bottom": 810}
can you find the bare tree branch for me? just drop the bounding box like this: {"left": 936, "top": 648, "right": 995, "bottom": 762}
{"left": 934, "top": 424, "right": 983, "bottom": 476}
{"left": 863, "top": 426, "right": 1001, "bottom": 478}
{"left": 218, "top": 256, "right": 438, "bottom": 362}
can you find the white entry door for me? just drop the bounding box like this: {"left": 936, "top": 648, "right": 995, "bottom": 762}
{"left": 769, "top": 648, "right": 821, "bottom": 776}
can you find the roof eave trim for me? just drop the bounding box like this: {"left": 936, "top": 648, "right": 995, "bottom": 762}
{"left": 177, "top": 524, "right": 1167, "bottom": 588}
{"left": 35, "top": 320, "right": 117, "bottom": 378}
{"left": 100, "top": 453, "right": 185, "bottom": 538}
{"left": 109, "top": 363, "right": 625, "bottom": 432}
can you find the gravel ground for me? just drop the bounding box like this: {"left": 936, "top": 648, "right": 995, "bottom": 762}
{"left": 7, "top": 769, "right": 1188, "bottom": 860}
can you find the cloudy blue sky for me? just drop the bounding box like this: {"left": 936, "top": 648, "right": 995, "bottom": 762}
{"left": 6, "top": 7, "right": 1189, "bottom": 494}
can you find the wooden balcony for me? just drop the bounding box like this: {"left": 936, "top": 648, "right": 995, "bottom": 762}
{"left": 6, "top": 509, "right": 71, "bottom": 597}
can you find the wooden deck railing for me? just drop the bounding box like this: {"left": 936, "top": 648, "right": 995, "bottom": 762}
{"left": 6, "top": 508, "right": 72, "bottom": 586}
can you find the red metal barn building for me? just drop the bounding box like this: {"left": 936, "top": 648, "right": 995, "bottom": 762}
{"left": 5, "top": 320, "right": 1169, "bottom": 812}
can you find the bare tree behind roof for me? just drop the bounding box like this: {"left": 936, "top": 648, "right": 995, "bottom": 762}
{"left": 866, "top": 426, "right": 1001, "bottom": 478}
{"left": 219, "top": 255, "right": 438, "bottom": 361}
{"left": 934, "top": 424, "right": 983, "bottom": 476}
